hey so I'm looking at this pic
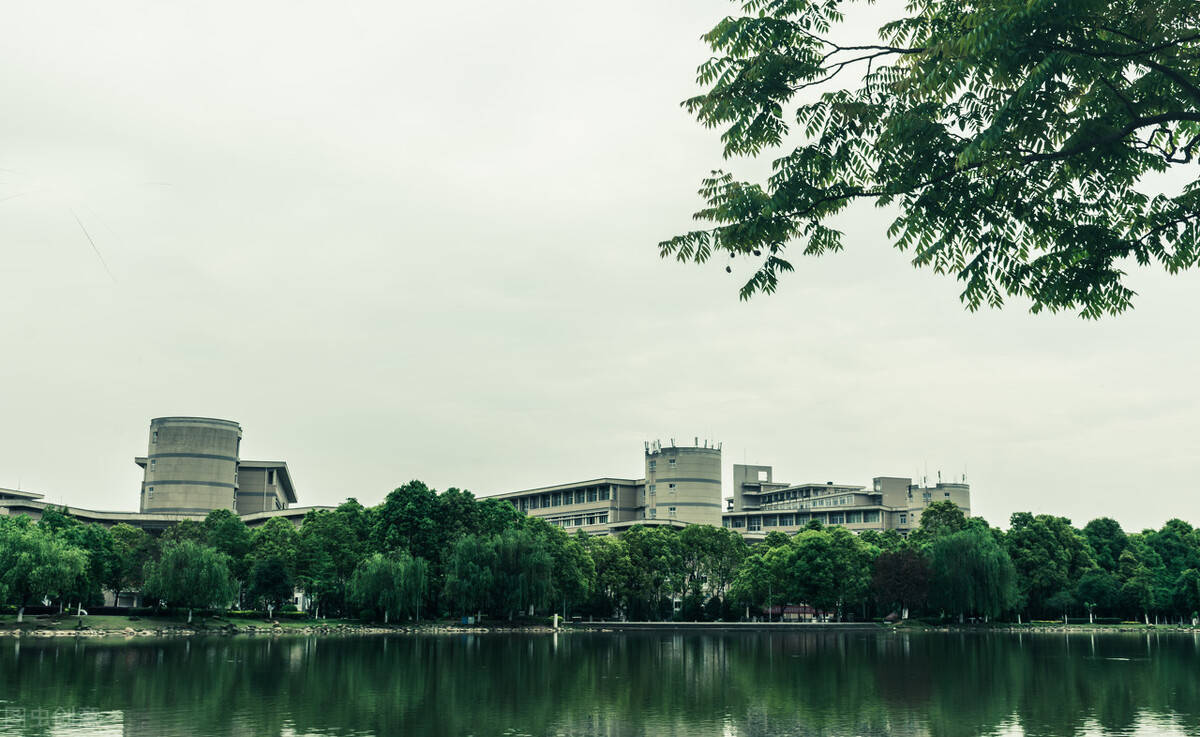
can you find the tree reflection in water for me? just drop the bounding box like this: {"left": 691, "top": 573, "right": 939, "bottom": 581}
{"left": 1, "top": 631, "right": 1199, "bottom": 737}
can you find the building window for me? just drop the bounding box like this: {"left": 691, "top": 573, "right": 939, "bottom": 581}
{"left": 267, "top": 470, "right": 275, "bottom": 485}
{"left": 598, "top": 514, "right": 608, "bottom": 524}
{"left": 945, "top": 492, "right": 951, "bottom": 497}
{"left": 147, "top": 486, "right": 154, "bottom": 497}
{"left": 865, "top": 511, "right": 880, "bottom": 523}
{"left": 150, "top": 459, "right": 156, "bottom": 471}
{"left": 829, "top": 513, "right": 844, "bottom": 525}
{"left": 899, "top": 514, "right": 908, "bottom": 525}
{"left": 747, "top": 517, "right": 761, "bottom": 532}
{"left": 599, "top": 488, "right": 610, "bottom": 501}
{"left": 152, "top": 431, "right": 158, "bottom": 444}
{"left": 668, "top": 483, "right": 676, "bottom": 490}
{"left": 649, "top": 508, "right": 657, "bottom": 519}
{"left": 669, "top": 459, "right": 676, "bottom": 466}
{"left": 668, "top": 507, "right": 676, "bottom": 517}
{"left": 648, "top": 460, "right": 656, "bottom": 470}
{"left": 649, "top": 484, "right": 656, "bottom": 495}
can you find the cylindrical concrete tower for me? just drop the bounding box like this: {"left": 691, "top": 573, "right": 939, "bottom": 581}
{"left": 644, "top": 439, "right": 722, "bottom": 526}
{"left": 140, "top": 417, "right": 242, "bottom": 515}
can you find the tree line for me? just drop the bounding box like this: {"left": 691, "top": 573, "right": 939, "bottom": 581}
{"left": 3, "top": 483, "right": 1200, "bottom": 625}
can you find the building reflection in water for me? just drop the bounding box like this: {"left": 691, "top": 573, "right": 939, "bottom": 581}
{"left": 2, "top": 631, "right": 1200, "bottom": 737}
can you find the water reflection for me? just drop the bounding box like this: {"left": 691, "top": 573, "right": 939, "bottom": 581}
{"left": 1, "top": 631, "right": 1198, "bottom": 737}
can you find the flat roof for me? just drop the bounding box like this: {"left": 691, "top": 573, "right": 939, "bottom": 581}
{"left": 0, "top": 487, "right": 45, "bottom": 500}
{"left": 239, "top": 460, "right": 298, "bottom": 504}
{"left": 486, "top": 477, "right": 642, "bottom": 499}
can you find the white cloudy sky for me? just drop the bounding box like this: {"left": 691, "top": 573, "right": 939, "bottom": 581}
{"left": 1, "top": 0, "right": 1197, "bottom": 533}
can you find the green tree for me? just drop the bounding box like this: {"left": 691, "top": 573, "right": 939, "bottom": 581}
{"left": 621, "top": 526, "right": 683, "bottom": 619}
{"left": 141, "top": 541, "right": 235, "bottom": 623}
{"left": 728, "top": 551, "right": 777, "bottom": 618}
{"left": 107, "top": 523, "right": 155, "bottom": 606}
{"left": 1172, "top": 568, "right": 1200, "bottom": 621}
{"left": 296, "top": 500, "right": 370, "bottom": 617}
{"left": 583, "top": 535, "right": 635, "bottom": 619}
{"left": 436, "top": 487, "right": 481, "bottom": 543}
{"left": 443, "top": 534, "right": 496, "bottom": 618}
{"left": 1083, "top": 518, "right": 1128, "bottom": 572}
{"left": 677, "top": 525, "right": 746, "bottom": 619}
{"left": 477, "top": 497, "right": 526, "bottom": 536}
{"left": 1117, "top": 537, "right": 1171, "bottom": 621}
{"left": 1075, "top": 568, "right": 1121, "bottom": 616}
{"left": 57, "top": 522, "right": 118, "bottom": 611}
{"left": 788, "top": 527, "right": 873, "bottom": 620}
{"left": 349, "top": 553, "right": 404, "bottom": 623}
{"left": 251, "top": 517, "right": 301, "bottom": 574}
{"left": 36, "top": 506, "right": 79, "bottom": 535}
{"left": 1144, "top": 519, "right": 1200, "bottom": 581}
{"left": 371, "top": 481, "right": 440, "bottom": 561}
{"left": 663, "top": 0, "right": 1200, "bottom": 317}
{"left": 492, "top": 528, "right": 554, "bottom": 620}
{"left": 0, "top": 519, "right": 88, "bottom": 622}
{"left": 159, "top": 519, "right": 206, "bottom": 546}
{"left": 349, "top": 552, "right": 429, "bottom": 623}
{"left": 204, "top": 509, "right": 252, "bottom": 583}
{"left": 522, "top": 519, "right": 594, "bottom": 617}
{"left": 909, "top": 502, "right": 968, "bottom": 546}
{"left": 247, "top": 557, "right": 295, "bottom": 617}
{"left": 872, "top": 546, "right": 930, "bottom": 617}
{"left": 928, "top": 527, "right": 1019, "bottom": 621}
{"left": 1006, "top": 513, "right": 1094, "bottom": 617}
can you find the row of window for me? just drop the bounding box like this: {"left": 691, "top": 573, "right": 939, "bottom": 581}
{"left": 724, "top": 510, "right": 883, "bottom": 531}
{"left": 758, "top": 487, "right": 853, "bottom": 505}
{"left": 548, "top": 513, "right": 610, "bottom": 528}
{"left": 517, "top": 487, "right": 611, "bottom": 512}
{"left": 647, "top": 459, "right": 677, "bottom": 471}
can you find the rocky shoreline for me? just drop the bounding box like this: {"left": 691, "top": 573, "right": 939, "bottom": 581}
{"left": 0, "top": 623, "right": 560, "bottom": 638}
{"left": 6, "top": 622, "right": 1197, "bottom": 638}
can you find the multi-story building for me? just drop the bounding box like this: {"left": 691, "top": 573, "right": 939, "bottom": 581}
{"left": 721, "top": 466, "right": 970, "bottom": 539}
{"left": 0, "top": 417, "right": 327, "bottom": 531}
{"left": 488, "top": 442, "right": 970, "bottom": 539}
{"left": 487, "top": 438, "right": 723, "bottom": 534}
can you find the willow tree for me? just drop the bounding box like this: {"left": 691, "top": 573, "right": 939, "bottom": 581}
{"left": 0, "top": 519, "right": 87, "bottom": 623}
{"left": 663, "top": 0, "right": 1200, "bottom": 316}
{"left": 928, "top": 527, "right": 1018, "bottom": 621}
{"left": 349, "top": 552, "right": 429, "bottom": 624}
{"left": 142, "top": 541, "right": 235, "bottom": 624}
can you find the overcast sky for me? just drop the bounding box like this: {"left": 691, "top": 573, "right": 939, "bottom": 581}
{"left": 1, "top": 0, "right": 1197, "bottom": 533}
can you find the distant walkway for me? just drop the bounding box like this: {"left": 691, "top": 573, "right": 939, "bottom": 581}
{"left": 570, "top": 621, "right": 881, "bottom": 631}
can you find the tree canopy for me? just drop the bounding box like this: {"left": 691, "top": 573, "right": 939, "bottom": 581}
{"left": 662, "top": 0, "right": 1200, "bottom": 317}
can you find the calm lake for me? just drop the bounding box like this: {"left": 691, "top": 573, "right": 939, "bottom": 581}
{"left": 2, "top": 630, "right": 1199, "bottom": 736}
